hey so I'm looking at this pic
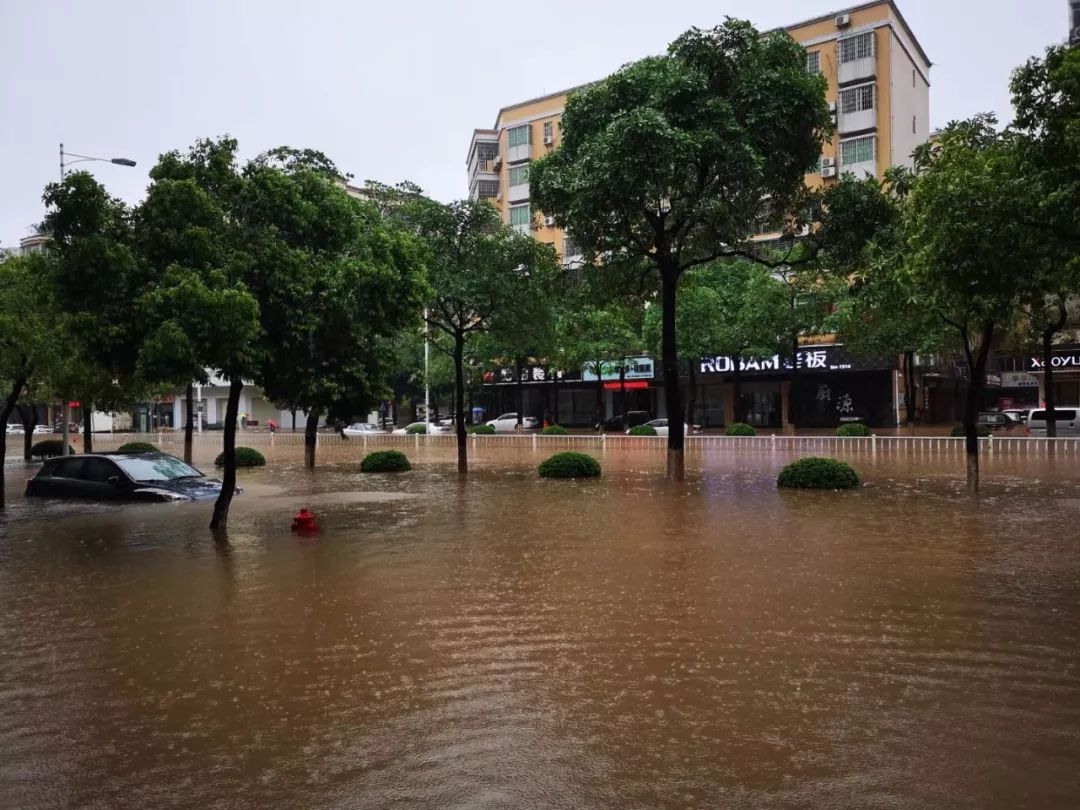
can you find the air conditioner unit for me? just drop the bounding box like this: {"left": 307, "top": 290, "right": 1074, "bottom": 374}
{"left": 493, "top": 156, "right": 502, "bottom": 169}
{"left": 496, "top": 192, "right": 502, "bottom": 201}
{"left": 821, "top": 157, "right": 835, "bottom": 168}
{"left": 822, "top": 165, "right": 838, "bottom": 178}
{"left": 543, "top": 135, "right": 553, "bottom": 146}
{"left": 827, "top": 101, "right": 837, "bottom": 115}
{"left": 544, "top": 215, "right": 555, "bottom": 226}
{"left": 835, "top": 13, "right": 851, "bottom": 27}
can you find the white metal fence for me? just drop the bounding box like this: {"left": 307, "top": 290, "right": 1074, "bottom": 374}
{"left": 84, "top": 431, "right": 1080, "bottom": 456}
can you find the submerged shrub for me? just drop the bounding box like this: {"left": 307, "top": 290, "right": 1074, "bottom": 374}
{"left": 628, "top": 424, "right": 657, "bottom": 436}
{"left": 950, "top": 425, "right": 991, "bottom": 438}
{"left": 469, "top": 424, "right": 496, "bottom": 435}
{"left": 725, "top": 422, "right": 757, "bottom": 436}
{"left": 538, "top": 452, "right": 601, "bottom": 479}
{"left": 214, "top": 447, "right": 266, "bottom": 468}
{"left": 542, "top": 424, "right": 568, "bottom": 435}
{"left": 30, "top": 440, "right": 75, "bottom": 459}
{"left": 836, "top": 423, "right": 871, "bottom": 437}
{"left": 777, "top": 457, "right": 860, "bottom": 490}
{"left": 360, "top": 450, "right": 412, "bottom": 473}
{"left": 115, "top": 441, "right": 159, "bottom": 453}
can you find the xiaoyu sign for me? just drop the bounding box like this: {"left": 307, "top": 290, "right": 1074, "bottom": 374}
{"left": 1026, "top": 351, "right": 1080, "bottom": 372}
{"left": 699, "top": 345, "right": 865, "bottom": 375}
{"left": 582, "top": 356, "right": 655, "bottom": 382}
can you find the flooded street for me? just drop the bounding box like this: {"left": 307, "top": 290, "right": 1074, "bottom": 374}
{"left": 2, "top": 444, "right": 1079, "bottom": 808}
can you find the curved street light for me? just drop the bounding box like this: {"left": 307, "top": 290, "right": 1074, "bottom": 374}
{"left": 56, "top": 142, "right": 137, "bottom": 454}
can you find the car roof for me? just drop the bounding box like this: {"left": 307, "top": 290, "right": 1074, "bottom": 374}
{"left": 47, "top": 452, "right": 174, "bottom": 462}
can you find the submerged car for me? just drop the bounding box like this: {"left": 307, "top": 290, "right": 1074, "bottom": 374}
{"left": 976, "top": 411, "right": 1020, "bottom": 431}
{"left": 625, "top": 418, "right": 701, "bottom": 437}
{"left": 25, "top": 452, "right": 235, "bottom": 502}
{"left": 597, "top": 411, "right": 651, "bottom": 432}
{"left": 486, "top": 413, "right": 540, "bottom": 432}
{"left": 342, "top": 422, "right": 382, "bottom": 435}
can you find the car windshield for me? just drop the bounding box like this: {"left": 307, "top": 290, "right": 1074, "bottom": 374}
{"left": 114, "top": 456, "right": 203, "bottom": 482}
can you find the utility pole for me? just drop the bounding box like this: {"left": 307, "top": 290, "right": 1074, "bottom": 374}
{"left": 423, "top": 309, "right": 430, "bottom": 433}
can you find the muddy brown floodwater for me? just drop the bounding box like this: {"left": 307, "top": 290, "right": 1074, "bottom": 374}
{"left": 1, "top": 444, "right": 1079, "bottom": 809}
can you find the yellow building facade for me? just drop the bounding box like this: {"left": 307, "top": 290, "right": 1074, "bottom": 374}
{"left": 466, "top": 1, "right": 931, "bottom": 258}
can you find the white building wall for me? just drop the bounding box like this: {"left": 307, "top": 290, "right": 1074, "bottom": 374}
{"left": 888, "top": 28, "right": 930, "bottom": 169}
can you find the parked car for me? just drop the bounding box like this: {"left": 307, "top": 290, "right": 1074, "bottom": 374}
{"left": 1002, "top": 408, "right": 1031, "bottom": 426}
{"left": 392, "top": 421, "right": 429, "bottom": 434}
{"left": 5, "top": 423, "right": 25, "bottom": 434}
{"left": 597, "top": 411, "right": 651, "bottom": 432}
{"left": 342, "top": 422, "right": 382, "bottom": 435}
{"left": 625, "top": 418, "right": 701, "bottom": 437}
{"left": 25, "top": 452, "right": 236, "bottom": 503}
{"left": 977, "top": 411, "right": 1021, "bottom": 431}
{"left": 33, "top": 424, "right": 53, "bottom": 434}
{"left": 1027, "top": 408, "right": 1080, "bottom": 436}
{"left": 485, "top": 413, "right": 540, "bottom": 432}
{"left": 429, "top": 418, "right": 455, "bottom": 434}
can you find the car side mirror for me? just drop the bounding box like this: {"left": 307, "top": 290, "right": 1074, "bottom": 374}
{"left": 106, "top": 476, "right": 122, "bottom": 487}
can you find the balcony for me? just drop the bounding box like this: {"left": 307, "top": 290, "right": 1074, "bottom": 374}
{"left": 508, "top": 179, "right": 529, "bottom": 203}
{"left": 838, "top": 107, "right": 875, "bottom": 135}
{"left": 837, "top": 32, "right": 875, "bottom": 85}
{"left": 507, "top": 141, "right": 531, "bottom": 163}
{"left": 467, "top": 129, "right": 500, "bottom": 200}
{"left": 840, "top": 159, "right": 876, "bottom": 179}
{"left": 839, "top": 55, "right": 875, "bottom": 84}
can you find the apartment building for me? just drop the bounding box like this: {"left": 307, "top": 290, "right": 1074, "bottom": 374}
{"left": 466, "top": 1, "right": 930, "bottom": 257}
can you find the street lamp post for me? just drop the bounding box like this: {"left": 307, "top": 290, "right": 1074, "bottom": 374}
{"left": 56, "top": 143, "right": 137, "bottom": 455}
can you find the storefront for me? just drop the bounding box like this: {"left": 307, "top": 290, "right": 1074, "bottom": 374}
{"left": 1025, "top": 347, "right": 1080, "bottom": 407}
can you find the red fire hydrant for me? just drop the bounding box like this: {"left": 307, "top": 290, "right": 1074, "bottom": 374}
{"left": 292, "top": 508, "right": 319, "bottom": 533}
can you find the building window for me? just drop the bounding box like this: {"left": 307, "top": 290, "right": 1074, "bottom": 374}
{"left": 477, "top": 180, "right": 499, "bottom": 199}
{"left": 838, "top": 32, "right": 874, "bottom": 63}
{"left": 839, "top": 83, "right": 874, "bottom": 114}
{"left": 543, "top": 121, "right": 553, "bottom": 141}
{"left": 477, "top": 142, "right": 498, "bottom": 163}
{"left": 509, "top": 204, "right": 531, "bottom": 227}
{"left": 507, "top": 125, "right": 531, "bottom": 148}
{"left": 563, "top": 237, "right": 581, "bottom": 257}
{"left": 840, "top": 135, "right": 876, "bottom": 166}
{"left": 509, "top": 165, "right": 529, "bottom": 186}
{"left": 806, "top": 51, "right": 820, "bottom": 74}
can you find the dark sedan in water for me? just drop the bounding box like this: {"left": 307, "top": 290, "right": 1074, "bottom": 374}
{"left": 25, "top": 453, "right": 235, "bottom": 502}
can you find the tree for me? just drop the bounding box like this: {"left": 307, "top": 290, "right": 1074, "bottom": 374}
{"left": 560, "top": 301, "right": 641, "bottom": 428}
{"left": 378, "top": 191, "right": 559, "bottom": 473}
{"left": 1010, "top": 45, "right": 1080, "bottom": 436}
{"left": 0, "top": 254, "right": 61, "bottom": 508}
{"left": 42, "top": 172, "right": 146, "bottom": 455}
{"left": 904, "top": 116, "right": 1033, "bottom": 491}
{"left": 239, "top": 153, "right": 426, "bottom": 469}
{"left": 532, "top": 19, "right": 831, "bottom": 479}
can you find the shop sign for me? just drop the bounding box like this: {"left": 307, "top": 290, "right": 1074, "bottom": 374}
{"left": 1001, "top": 371, "right": 1039, "bottom": 388}
{"left": 602, "top": 380, "right": 649, "bottom": 390}
{"left": 699, "top": 345, "right": 857, "bottom": 375}
{"left": 482, "top": 366, "right": 581, "bottom": 385}
{"left": 985, "top": 374, "right": 1002, "bottom": 389}
{"left": 582, "top": 356, "right": 654, "bottom": 382}
{"left": 1026, "top": 351, "right": 1080, "bottom": 372}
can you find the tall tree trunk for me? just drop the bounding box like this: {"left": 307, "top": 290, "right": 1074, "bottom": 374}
{"left": 787, "top": 334, "right": 799, "bottom": 431}
{"left": 902, "top": 350, "right": 918, "bottom": 429}
{"left": 184, "top": 384, "right": 194, "bottom": 464}
{"left": 210, "top": 378, "right": 244, "bottom": 534}
{"left": 16, "top": 404, "right": 35, "bottom": 461}
{"left": 516, "top": 356, "right": 525, "bottom": 428}
{"left": 962, "top": 322, "right": 995, "bottom": 494}
{"left": 660, "top": 263, "right": 685, "bottom": 480}
{"left": 82, "top": 405, "right": 93, "bottom": 454}
{"left": 0, "top": 372, "right": 28, "bottom": 509}
{"left": 454, "top": 335, "right": 468, "bottom": 474}
{"left": 685, "top": 360, "right": 697, "bottom": 426}
{"left": 732, "top": 356, "right": 745, "bottom": 424}
{"left": 304, "top": 410, "right": 320, "bottom": 469}
{"left": 291, "top": 407, "right": 297, "bottom": 432}
{"left": 1042, "top": 305, "right": 1066, "bottom": 438}
{"left": 594, "top": 362, "right": 604, "bottom": 429}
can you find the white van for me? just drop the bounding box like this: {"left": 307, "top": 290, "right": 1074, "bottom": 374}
{"left": 1027, "top": 408, "right": 1080, "bottom": 436}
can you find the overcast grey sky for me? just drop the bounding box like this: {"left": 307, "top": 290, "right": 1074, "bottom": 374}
{"left": 0, "top": 0, "right": 1067, "bottom": 247}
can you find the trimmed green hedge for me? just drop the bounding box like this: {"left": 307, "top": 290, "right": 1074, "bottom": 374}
{"left": 836, "top": 422, "right": 871, "bottom": 437}
{"left": 628, "top": 424, "right": 657, "bottom": 436}
{"left": 542, "top": 424, "right": 568, "bottom": 435}
{"left": 725, "top": 422, "right": 757, "bottom": 436}
{"left": 30, "top": 440, "right": 75, "bottom": 459}
{"left": 360, "top": 450, "right": 412, "bottom": 473}
{"left": 115, "top": 441, "right": 159, "bottom": 453}
{"left": 406, "top": 424, "right": 427, "bottom": 434}
{"left": 214, "top": 446, "right": 266, "bottom": 468}
{"left": 469, "top": 424, "right": 496, "bottom": 435}
{"left": 950, "top": 425, "right": 991, "bottom": 438}
{"left": 777, "top": 457, "right": 860, "bottom": 490}
{"left": 538, "top": 452, "right": 601, "bottom": 479}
